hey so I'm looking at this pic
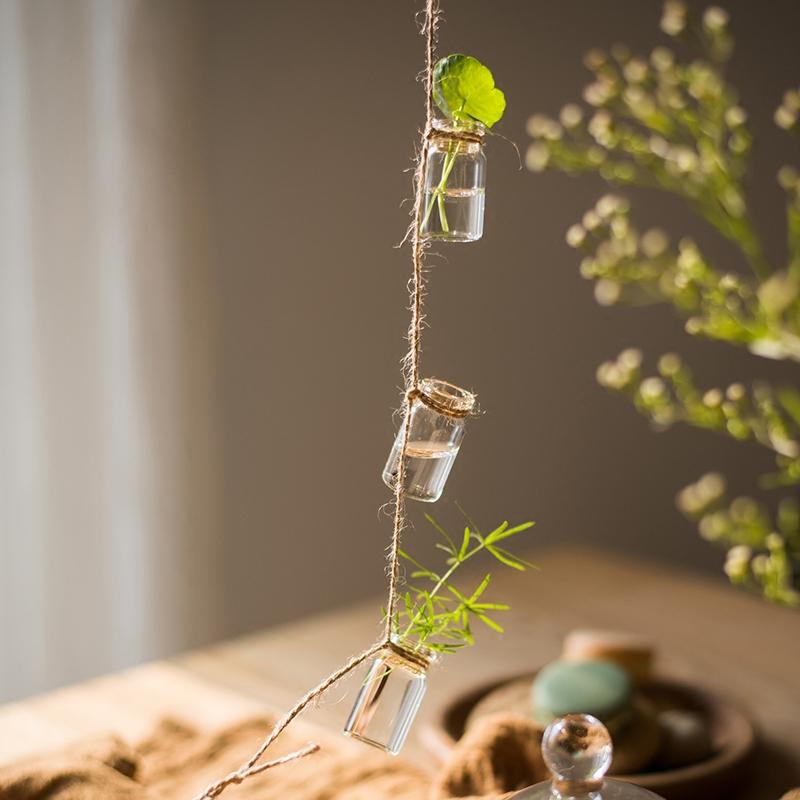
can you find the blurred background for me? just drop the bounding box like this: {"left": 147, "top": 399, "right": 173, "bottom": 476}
{"left": 1, "top": 0, "right": 798, "bottom": 703}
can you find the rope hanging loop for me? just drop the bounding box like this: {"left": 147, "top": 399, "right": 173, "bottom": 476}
{"left": 407, "top": 377, "right": 477, "bottom": 419}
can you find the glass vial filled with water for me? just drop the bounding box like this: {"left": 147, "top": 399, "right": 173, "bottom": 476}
{"left": 420, "top": 119, "right": 486, "bottom": 243}
{"left": 343, "top": 637, "right": 437, "bottom": 755}
{"left": 382, "top": 377, "right": 476, "bottom": 503}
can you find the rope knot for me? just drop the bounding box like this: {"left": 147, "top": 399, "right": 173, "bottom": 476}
{"left": 407, "top": 379, "right": 476, "bottom": 418}
{"left": 426, "top": 124, "right": 485, "bottom": 146}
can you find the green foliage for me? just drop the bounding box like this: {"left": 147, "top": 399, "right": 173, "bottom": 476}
{"left": 525, "top": 1, "right": 800, "bottom": 605}
{"left": 678, "top": 475, "right": 800, "bottom": 606}
{"left": 433, "top": 54, "right": 506, "bottom": 129}
{"left": 393, "top": 510, "right": 536, "bottom": 655}
{"left": 596, "top": 349, "right": 800, "bottom": 606}
{"left": 597, "top": 351, "right": 800, "bottom": 468}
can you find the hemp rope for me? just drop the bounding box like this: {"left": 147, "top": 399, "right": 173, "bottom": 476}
{"left": 427, "top": 127, "right": 484, "bottom": 146}
{"left": 407, "top": 385, "right": 473, "bottom": 418}
{"left": 192, "top": 2, "right": 440, "bottom": 797}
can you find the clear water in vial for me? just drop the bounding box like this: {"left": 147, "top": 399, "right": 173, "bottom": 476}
{"left": 421, "top": 187, "right": 485, "bottom": 242}
{"left": 382, "top": 440, "right": 460, "bottom": 502}
{"left": 343, "top": 653, "right": 427, "bottom": 755}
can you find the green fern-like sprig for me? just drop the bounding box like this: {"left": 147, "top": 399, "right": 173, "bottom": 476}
{"left": 392, "top": 511, "right": 536, "bottom": 655}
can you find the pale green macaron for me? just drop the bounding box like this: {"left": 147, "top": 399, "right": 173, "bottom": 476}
{"left": 531, "top": 659, "right": 632, "bottom": 725}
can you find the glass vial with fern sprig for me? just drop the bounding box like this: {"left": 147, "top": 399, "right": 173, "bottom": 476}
{"left": 343, "top": 635, "right": 438, "bottom": 755}
{"left": 420, "top": 118, "right": 486, "bottom": 242}
{"left": 383, "top": 378, "right": 476, "bottom": 503}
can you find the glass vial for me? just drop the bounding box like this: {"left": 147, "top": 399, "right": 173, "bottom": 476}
{"left": 343, "top": 638, "right": 437, "bottom": 755}
{"left": 420, "top": 118, "right": 486, "bottom": 243}
{"left": 382, "top": 377, "right": 476, "bottom": 503}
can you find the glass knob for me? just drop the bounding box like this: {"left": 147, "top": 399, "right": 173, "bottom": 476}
{"left": 542, "top": 713, "right": 613, "bottom": 790}
{"left": 511, "top": 714, "right": 664, "bottom": 799}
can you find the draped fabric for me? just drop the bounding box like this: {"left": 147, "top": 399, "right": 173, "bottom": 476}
{"left": 0, "top": 0, "right": 222, "bottom": 701}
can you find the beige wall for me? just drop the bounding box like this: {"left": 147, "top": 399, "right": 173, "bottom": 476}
{"left": 3, "top": 0, "right": 798, "bottom": 702}
{"left": 204, "top": 0, "right": 800, "bottom": 639}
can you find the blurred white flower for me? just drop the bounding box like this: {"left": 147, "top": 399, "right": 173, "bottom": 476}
{"left": 641, "top": 229, "right": 668, "bottom": 257}
{"left": 559, "top": 103, "right": 584, "bottom": 129}
{"left": 661, "top": 0, "right": 687, "bottom": 36}
{"left": 623, "top": 58, "right": 648, "bottom": 83}
{"left": 640, "top": 376, "right": 667, "bottom": 400}
{"left": 778, "top": 165, "right": 799, "bottom": 190}
{"left": 658, "top": 353, "right": 681, "bottom": 376}
{"left": 525, "top": 143, "right": 550, "bottom": 172}
{"left": 565, "top": 224, "right": 587, "bottom": 248}
{"left": 582, "top": 210, "right": 602, "bottom": 231}
{"left": 703, "top": 6, "right": 729, "bottom": 32}
{"left": 527, "top": 114, "right": 554, "bottom": 138}
{"left": 650, "top": 47, "right": 674, "bottom": 71}
{"left": 774, "top": 106, "right": 796, "bottom": 130}
{"left": 726, "top": 383, "right": 746, "bottom": 401}
{"left": 618, "top": 348, "right": 643, "bottom": 370}
{"left": 725, "top": 105, "right": 747, "bottom": 128}
{"left": 703, "top": 388, "right": 723, "bottom": 408}
{"left": 595, "top": 279, "right": 622, "bottom": 306}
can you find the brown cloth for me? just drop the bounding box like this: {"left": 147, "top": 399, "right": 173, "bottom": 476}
{"left": 0, "top": 712, "right": 542, "bottom": 800}
{"left": 2, "top": 713, "right": 795, "bottom": 800}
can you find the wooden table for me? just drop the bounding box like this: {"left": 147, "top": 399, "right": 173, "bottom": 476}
{"left": 1, "top": 547, "right": 798, "bottom": 799}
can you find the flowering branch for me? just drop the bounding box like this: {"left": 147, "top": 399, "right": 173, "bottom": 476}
{"left": 526, "top": 1, "right": 800, "bottom": 605}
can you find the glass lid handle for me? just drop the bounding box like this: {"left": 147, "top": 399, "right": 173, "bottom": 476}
{"left": 541, "top": 713, "right": 613, "bottom": 796}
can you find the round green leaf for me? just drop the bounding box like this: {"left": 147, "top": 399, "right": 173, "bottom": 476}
{"left": 433, "top": 54, "right": 506, "bottom": 128}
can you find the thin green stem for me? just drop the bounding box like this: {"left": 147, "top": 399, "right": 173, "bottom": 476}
{"left": 437, "top": 187, "right": 448, "bottom": 232}
{"left": 420, "top": 140, "right": 461, "bottom": 233}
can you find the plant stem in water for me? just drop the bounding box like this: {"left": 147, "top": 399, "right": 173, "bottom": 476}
{"left": 421, "top": 140, "right": 461, "bottom": 234}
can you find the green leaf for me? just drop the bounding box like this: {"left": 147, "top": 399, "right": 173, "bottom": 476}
{"left": 468, "top": 573, "right": 492, "bottom": 603}
{"left": 488, "top": 521, "right": 536, "bottom": 543}
{"left": 495, "top": 546, "right": 539, "bottom": 570}
{"left": 484, "top": 521, "right": 510, "bottom": 544}
{"left": 425, "top": 593, "right": 435, "bottom": 619}
{"left": 458, "top": 527, "right": 471, "bottom": 561}
{"left": 425, "top": 514, "right": 457, "bottom": 553}
{"left": 428, "top": 642, "right": 465, "bottom": 653}
{"left": 477, "top": 614, "right": 505, "bottom": 633}
{"left": 433, "top": 54, "right": 506, "bottom": 128}
{"left": 461, "top": 624, "right": 474, "bottom": 645}
{"left": 486, "top": 545, "right": 526, "bottom": 571}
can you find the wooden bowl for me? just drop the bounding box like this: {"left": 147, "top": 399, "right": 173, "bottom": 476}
{"left": 419, "top": 672, "right": 755, "bottom": 800}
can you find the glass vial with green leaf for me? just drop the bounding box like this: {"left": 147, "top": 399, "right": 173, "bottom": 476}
{"left": 421, "top": 119, "right": 487, "bottom": 242}
{"left": 421, "top": 54, "right": 506, "bottom": 243}
{"left": 382, "top": 378, "right": 475, "bottom": 502}
{"left": 343, "top": 636, "right": 437, "bottom": 755}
